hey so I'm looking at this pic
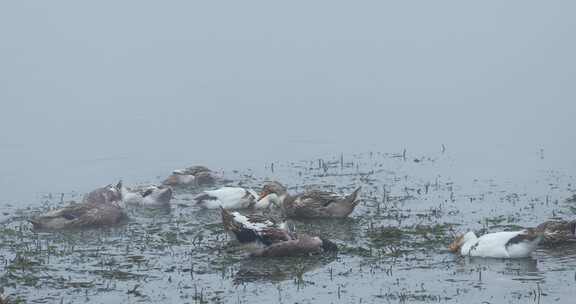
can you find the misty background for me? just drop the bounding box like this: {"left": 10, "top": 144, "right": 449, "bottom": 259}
{"left": 1, "top": 1, "right": 574, "bottom": 203}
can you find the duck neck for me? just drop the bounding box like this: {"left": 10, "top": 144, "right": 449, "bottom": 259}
{"left": 460, "top": 232, "right": 479, "bottom": 254}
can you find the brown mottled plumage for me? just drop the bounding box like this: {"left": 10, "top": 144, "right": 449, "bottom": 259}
{"left": 259, "top": 181, "right": 361, "bottom": 218}
{"left": 29, "top": 182, "right": 127, "bottom": 230}
{"left": 82, "top": 182, "right": 123, "bottom": 205}
{"left": 536, "top": 220, "right": 576, "bottom": 244}
{"left": 29, "top": 201, "right": 126, "bottom": 230}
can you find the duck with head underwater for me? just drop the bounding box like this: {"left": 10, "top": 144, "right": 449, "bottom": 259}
{"left": 220, "top": 207, "right": 337, "bottom": 257}
{"left": 121, "top": 184, "right": 173, "bottom": 207}
{"left": 194, "top": 186, "right": 273, "bottom": 209}
{"left": 448, "top": 229, "right": 543, "bottom": 258}
{"left": 29, "top": 181, "right": 128, "bottom": 230}
{"left": 257, "top": 181, "right": 361, "bottom": 219}
{"left": 535, "top": 219, "right": 576, "bottom": 244}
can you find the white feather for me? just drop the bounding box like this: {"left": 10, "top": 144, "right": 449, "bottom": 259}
{"left": 460, "top": 230, "right": 541, "bottom": 258}
{"left": 254, "top": 193, "right": 285, "bottom": 209}
{"left": 230, "top": 211, "right": 272, "bottom": 230}
{"left": 121, "top": 186, "right": 172, "bottom": 207}
{"left": 176, "top": 175, "right": 196, "bottom": 184}
{"left": 121, "top": 187, "right": 143, "bottom": 205}
{"left": 196, "top": 187, "right": 256, "bottom": 209}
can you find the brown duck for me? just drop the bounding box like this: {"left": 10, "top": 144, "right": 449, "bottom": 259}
{"left": 29, "top": 182, "right": 127, "bottom": 230}
{"left": 257, "top": 181, "right": 361, "bottom": 219}
{"left": 220, "top": 207, "right": 337, "bottom": 257}
{"left": 536, "top": 219, "right": 576, "bottom": 244}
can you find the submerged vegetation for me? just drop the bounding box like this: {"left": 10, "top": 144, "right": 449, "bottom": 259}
{"left": 1, "top": 151, "right": 575, "bottom": 303}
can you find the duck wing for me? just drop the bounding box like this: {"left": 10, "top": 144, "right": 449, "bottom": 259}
{"left": 471, "top": 230, "right": 541, "bottom": 258}
{"left": 196, "top": 187, "right": 254, "bottom": 209}
{"left": 77, "top": 203, "right": 126, "bottom": 227}
{"left": 286, "top": 188, "right": 361, "bottom": 218}
{"left": 30, "top": 202, "right": 125, "bottom": 230}
{"left": 221, "top": 208, "right": 291, "bottom": 245}
{"left": 504, "top": 229, "right": 542, "bottom": 257}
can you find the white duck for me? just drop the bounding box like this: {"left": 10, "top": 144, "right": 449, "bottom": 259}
{"left": 448, "top": 229, "right": 542, "bottom": 258}
{"left": 194, "top": 187, "right": 275, "bottom": 209}
{"left": 121, "top": 185, "right": 173, "bottom": 207}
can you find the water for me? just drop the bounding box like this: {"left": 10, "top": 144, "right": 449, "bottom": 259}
{"left": 1, "top": 152, "right": 575, "bottom": 303}
{"left": 1, "top": 1, "right": 576, "bottom": 303}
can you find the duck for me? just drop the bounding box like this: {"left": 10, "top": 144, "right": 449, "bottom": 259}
{"left": 257, "top": 181, "right": 361, "bottom": 218}
{"left": 194, "top": 187, "right": 273, "bottom": 209}
{"left": 121, "top": 184, "right": 173, "bottom": 207}
{"left": 220, "top": 208, "right": 337, "bottom": 257}
{"left": 82, "top": 181, "right": 123, "bottom": 205}
{"left": 29, "top": 201, "right": 126, "bottom": 230}
{"left": 448, "top": 229, "right": 542, "bottom": 258}
{"left": 29, "top": 182, "right": 127, "bottom": 230}
{"left": 535, "top": 219, "right": 576, "bottom": 244}
{"left": 162, "top": 165, "right": 217, "bottom": 187}
{"left": 220, "top": 207, "right": 291, "bottom": 246}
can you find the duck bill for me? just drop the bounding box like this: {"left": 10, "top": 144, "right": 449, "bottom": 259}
{"left": 257, "top": 190, "right": 270, "bottom": 202}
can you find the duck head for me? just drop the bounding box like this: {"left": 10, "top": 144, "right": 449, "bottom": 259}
{"left": 258, "top": 181, "right": 288, "bottom": 207}
{"left": 448, "top": 231, "right": 477, "bottom": 253}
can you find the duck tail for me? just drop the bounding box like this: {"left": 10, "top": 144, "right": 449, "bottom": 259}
{"left": 346, "top": 187, "right": 362, "bottom": 207}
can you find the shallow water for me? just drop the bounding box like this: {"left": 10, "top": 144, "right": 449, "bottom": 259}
{"left": 1, "top": 151, "right": 575, "bottom": 303}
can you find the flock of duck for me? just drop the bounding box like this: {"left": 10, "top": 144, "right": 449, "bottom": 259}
{"left": 28, "top": 165, "right": 576, "bottom": 259}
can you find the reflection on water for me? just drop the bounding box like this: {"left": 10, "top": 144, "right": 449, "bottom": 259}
{"left": 455, "top": 256, "right": 541, "bottom": 280}
{"left": 233, "top": 255, "right": 336, "bottom": 285}
{"left": 538, "top": 243, "right": 576, "bottom": 268}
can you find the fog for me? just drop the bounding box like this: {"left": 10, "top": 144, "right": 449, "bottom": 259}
{"left": 1, "top": 1, "right": 575, "bottom": 202}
